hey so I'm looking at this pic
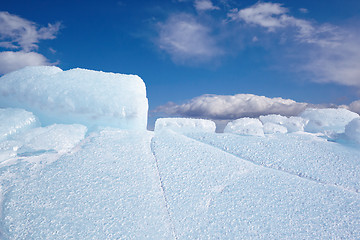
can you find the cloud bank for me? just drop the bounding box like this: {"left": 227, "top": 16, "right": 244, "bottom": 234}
{"left": 155, "top": 94, "right": 308, "bottom": 120}
{"left": 0, "top": 11, "right": 60, "bottom": 75}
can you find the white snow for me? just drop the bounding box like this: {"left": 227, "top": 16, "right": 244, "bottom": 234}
{"left": 345, "top": 118, "right": 360, "bottom": 144}
{"left": 0, "top": 108, "right": 38, "bottom": 141}
{"left": 224, "top": 118, "right": 264, "bottom": 136}
{"left": 0, "top": 66, "right": 148, "bottom": 130}
{"left": 300, "top": 108, "right": 359, "bottom": 134}
{"left": 154, "top": 118, "right": 216, "bottom": 133}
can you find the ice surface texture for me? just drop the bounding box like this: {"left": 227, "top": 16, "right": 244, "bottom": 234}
{"left": 154, "top": 118, "right": 216, "bottom": 133}
{"left": 0, "top": 108, "right": 38, "bottom": 141}
{"left": 187, "top": 132, "right": 360, "bottom": 193}
{"left": 153, "top": 130, "right": 360, "bottom": 239}
{"left": 0, "top": 66, "right": 148, "bottom": 130}
{"left": 301, "top": 108, "right": 359, "bottom": 134}
{"left": 2, "top": 130, "right": 173, "bottom": 239}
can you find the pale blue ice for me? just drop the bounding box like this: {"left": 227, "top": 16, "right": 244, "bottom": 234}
{"left": 0, "top": 67, "right": 360, "bottom": 239}
{"left": 1, "top": 130, "right": 173, "bottom": 239}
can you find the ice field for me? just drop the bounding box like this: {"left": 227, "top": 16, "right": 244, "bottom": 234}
{"left": 0, "top": 66, "right": 360, "bottom": 239}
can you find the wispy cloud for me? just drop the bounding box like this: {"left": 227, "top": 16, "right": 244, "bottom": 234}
{"left": 155, "top": 94, "right": 307, "bottom": 119}
{"left": 0, "top": 11, "right": 60, "bottom": 74}
{"left": 157, "top": 13, "right": 222, "bottom": 63}
{"left": 0, "top": 11, "right": 60, "bottom": 52}
{"left": 194, "top": 0, "right": 220, "bottom": 12}
{"left": 304, "top": 30, "right": 360, "bottom": 87}
{"left": 155, "top": 1, "right": 360, "bottom": 89}
{"left": 227, "top": 2, "right": 339, "bottom": 47}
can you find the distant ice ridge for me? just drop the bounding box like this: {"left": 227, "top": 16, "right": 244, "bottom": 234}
{"left": 154, "top": 118, "right": 216, "bottom": 133}
{"left": 0, "top": 66, "right": 148, "bottom": 130}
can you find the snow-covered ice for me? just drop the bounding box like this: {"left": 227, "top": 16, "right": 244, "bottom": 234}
{"left": 300, "top": 108, "right": 359, "bottom": 134}
{"left": 154, "top": 118, "right": 216, "bottom": 133}
{"left": 187, "top": 131, "right": 360, "bottom": 193}
{"left": 153, "top": 130, "right": 360, "bottom": 239}
{"left": 2, "top": 130, "right": 173, "bottom": 239}
{"left": 224, "top": 118, "right": 264, "bottom": 136}
{"left": 0, "top": 66, "right": 359, "bottom": 239}
{"left": 0, "top": 66, "right": 148, "bottom": 130}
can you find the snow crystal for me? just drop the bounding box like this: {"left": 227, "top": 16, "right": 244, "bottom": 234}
{"left": 0, "top": 66, "right": 148, "bottom": 130}
{"left": 154, "top": 118, "right": 216, "bottom": 133}
{"left": 224, "top": 118, "right": 264, "bottom": 136}
{"left": 0, "top": 108, "right": 38, "bottom": 141}
{"left": 300, "top": 108, "right": 359, "bottom": 134}
{"left": 345, "top": 118, "right": 360, "bottom": 144}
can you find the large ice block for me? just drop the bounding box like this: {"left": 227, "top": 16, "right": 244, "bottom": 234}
{"left": 0, "top": 66, "right": 148, "bottom": 130}
{"left": 154, "top": 118, "right": 216, "bottom": 133}
{"left": 224, "top": 118, "right": 264, "bottom": 136}
{"left": 300, "top": 108, "right": 359, "bottom": 134}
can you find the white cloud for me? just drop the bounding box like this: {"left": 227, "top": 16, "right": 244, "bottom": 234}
{"left": 228, "top": 2, "right": 287, "bottom": 29}
{"left": 194, "top": 0, "right": 220, "bottom": 11}
{"left": 227, "top": 2, "right": 339, "bottom": 47}
{"left": 155, "top": 94, "right": 307, "bottom": 119}
{"left": 0, "top": 11, "right": 60, "bottom": 74}
{"left": 0, "top": 11, "right": 60, "bottom": 52}
{"left": 349, "top": 100, "right": 360, "bottom": 114}
{"left": 158, "top": 14, "right": 222, "bottom": 62}
{"left": 304, "top": 31, "right": 360, "bottom": 87}
{"left": 0, "top": 51, "right": 49, "bottom": 75}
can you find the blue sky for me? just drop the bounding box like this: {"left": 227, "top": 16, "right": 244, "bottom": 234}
{"left": 1, "top": 0, "right": 360, "bottom": 122}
